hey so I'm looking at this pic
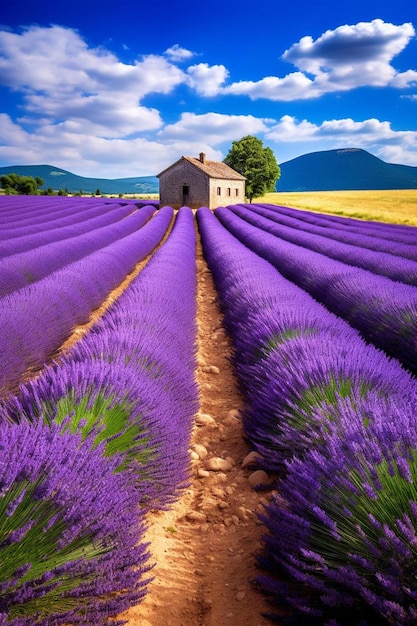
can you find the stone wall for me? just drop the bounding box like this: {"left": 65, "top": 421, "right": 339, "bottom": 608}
{"left": 159, "top": 161, "right": 246, "bottom": 210}
{"left": 159, "top": 161, "right": 209, "bottom": 210}
{"left": 208, "top": 179, "right": 246, "bottom": 209}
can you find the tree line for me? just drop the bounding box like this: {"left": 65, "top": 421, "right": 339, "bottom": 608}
{"left": 1, "top": 173, "right": 45, "bottom": 195}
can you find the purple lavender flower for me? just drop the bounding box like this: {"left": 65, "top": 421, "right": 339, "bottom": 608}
{"left": 0, "top": 418, "right": 151, "bottom": 625}
{"left": 214, "top": 205, "right": 417, "bottom": 375}
{"left": 0, "top": 206, "right": 173, "bottom": 394}
{"left": 258, "top": 395, "right": 417, "bottom": 624}
{"left": 0, "top": 205, "right": 155, "bottom": 297}
{"left": 1, "top": 207, "right": 198, "bottom": 511}
{"left": 197, "top": 207, "right": 417, "bottom": 470}
{"left": 197, "top": 206, "right": 417, "bottom": 624}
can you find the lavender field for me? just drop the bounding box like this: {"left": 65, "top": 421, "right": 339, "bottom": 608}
{"left": 1, "top": 194, "right": 417, "bottom": 625}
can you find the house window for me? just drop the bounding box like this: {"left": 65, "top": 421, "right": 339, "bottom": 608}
{"left": 217, "top": 187, "right": 221, "bottom": 195}
{"left": 227, "top": 188, "right": 231, "bottom": 196}
{"left": 235, "top": 188, "right": 239, "bottom": 196}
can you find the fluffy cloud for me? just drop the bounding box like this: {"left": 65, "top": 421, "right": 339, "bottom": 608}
{"left": 0, "top": 26, "right": 185, "bottom": 137}
{"left": 283, "top": 19, "right": 414, "bottom": 71}
{"left": 0, "top": 110, "right": 268, "bottom": 177}
{"left": 224, "top": 19, "right": 417, "bottom": 100}
{"left": 0, "top": 113, "right": 30, "bottom": 145}
{"left": 159, "top": 112, "right": 268, "bottom": 142}
{"left": 0, "top": 114, "right": 178, "bottom": 177}
{"left": 186, "top": 63, "right": 229, "bottom": 96}
{"left": 164, "top": 44, "right": 195, "bottom": 62}
{"left": 265, "top": 115, "right": 417, "bottom": 164}
{"left": 0, "top": 21, "right": 416, "bottom": 176}
{"left": 224, "top": 72, "right": 314, "bottom": 101}
{"left": 0, "top": 26, "right": 187, "bottom": 96}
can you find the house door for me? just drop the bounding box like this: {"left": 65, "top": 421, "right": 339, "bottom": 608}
{"left": 182, "top": 185, "right": 189, "bottom": 206}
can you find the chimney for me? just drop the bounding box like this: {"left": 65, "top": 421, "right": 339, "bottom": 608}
{"left": 199, "top": 152, "right": 206, "bottom": 163}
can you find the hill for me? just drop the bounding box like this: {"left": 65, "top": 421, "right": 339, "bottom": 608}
{"left": 0, "top": 164, "right": 159, "bottom": 195}
{"left": 277, "top": 148, "right": 417, "bottom": 191}
{"left": 2, "top": 148, "right": 417, "bottom": 195}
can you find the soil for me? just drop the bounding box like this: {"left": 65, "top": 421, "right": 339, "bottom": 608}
{"left": 119, "top": 235, "right": 274, "bottom": 626}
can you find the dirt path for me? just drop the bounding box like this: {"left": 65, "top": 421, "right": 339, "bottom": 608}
{"left": 121, "top": 236, "right": 272, "bottom": 625}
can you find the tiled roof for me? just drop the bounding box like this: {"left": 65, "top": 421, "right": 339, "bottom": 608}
{"left": 157, "top": 156, "right": 246, "bottom": 180}
{"left": 183, "top": 156, "right": 246, "bottom": 180}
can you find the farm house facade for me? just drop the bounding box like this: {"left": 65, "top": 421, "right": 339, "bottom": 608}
{"left": 157, "top": 152, "right": 246, "bottom": 210}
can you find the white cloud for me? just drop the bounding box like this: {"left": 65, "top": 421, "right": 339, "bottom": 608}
{"left": 265, "top": 115, "right": 320, "bottom": 141}
{"left": 2, "top": 107, "right": 417, "bottom": 176}
{"left": 376, "top": 144, "right": 417, "bottom": 166}
{"left": 0, "top": 21, "right": 416, "bottom": 176}
{"left": 0, "top": 113, "right": 30, "bottom": 145}
{"left": 283, "top": 19, "right": 414, "bottom": 72}
{"left": 265, "top": 115, "right": 417, "bottom": 165}
{"left": 0, "top": 25, "right": 185, "bottom": 138}
{"left": 0, "top": 118, "right": 178, "bottom": 177}
{"left": 22, "top": 93, "right": 163, "bottom": 137}
{"left": 0, "top": 110, "right": 271, "bottom": 177}
{"left": 186, "top": 63, "right": 229, "bottom": 96}
{"left": 0, "top": 26, "right": 187, "bottom": 96}
{"left": 224, "top": 19, "right": 417, "bottom": 100}
{"left": 390, "top": 70, "right": 417, "bottom": 88}
{"left": 224, "top": 72, "right": 315, "bottom": 101}
{"left": 159, "top": 112, "right": 268, "bottom": 143}
{"left": 164, "top": 44, "right": 195, "bottom": 62}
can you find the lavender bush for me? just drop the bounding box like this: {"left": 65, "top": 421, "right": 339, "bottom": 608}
{"left": 227, "top": 204, "right": 417, "bottom": 285}
{"left": 249, "top": 203, "right": 417, "bottom": 261}
{"left": 198, "top": 207, "right": 417, "bottom": 623}
{"left": 1, "top": 207, "right": 198, "bottom": 509}
{"left": 238, "top": 331, "right": 417, "bottom": 470}
{"left": 197, "top": 207, "right": 417, "bottom": 469}
{"left": 0, "top": 202, "right": 139, "bottom": 258}
{"left": 215, "top": 206, "right": 417, "bottom": 375}
{"left": 0, "top": 206, "right": 173, "bottom": 394}
{"left": 0, "top": 418, "right": 151, "bottom": 625}
{"left": 0, "top": 205, "right": 155, "bottom": 297}
{"left": 259, "top": 393, "right": 417, "bottom": 625}
{"left": 0, "top": 199, "right": 120, "bottom": 238}
{"left": 251, "top": 202, "right": 417, "bottom": 247}
{"left": 0, "top": 207, "right": 198, "bottom": 623}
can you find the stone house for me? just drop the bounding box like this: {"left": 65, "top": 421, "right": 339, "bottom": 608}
{"left": 157, "top": 152, "right": 246, "bottom": 210}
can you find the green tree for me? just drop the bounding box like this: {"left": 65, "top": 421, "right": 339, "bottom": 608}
{"left": 42, "top": 187, "right": 54, "bottom": 196}
{"left": 0, "top": 173, "right": 44, "bottom": 195}
{"left": 223, "top": 135, "right": 280, "bottom": 202}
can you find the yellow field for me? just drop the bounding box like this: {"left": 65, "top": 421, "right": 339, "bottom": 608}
{"left": 258, "top": 190, "right": 417, "bottom": 226}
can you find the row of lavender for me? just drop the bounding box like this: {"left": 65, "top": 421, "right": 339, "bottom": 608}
{"left": 0, "top": 196, "right": 137, "bottom": 242}
{"left": 216, "top": 204, "right": 417, "bottom": 375}
{"left": 0, "top": 206, "right": 172, "bottom": 394}
{"left": 248, "top": 202, "right": 417, "bottom": 251}
{"left": 0, "top": 202, "right": 198, "bottom": 623}
{"left": 230, "top": 203, "right": 417, "bottom": 281}
{"left": 0, "top": 204, "right": 156, "bottom": 297}
{"left": 197, "top": 206, "right": 417, "bottom": 625}
{"left": 0, "top": 196, "right": 158, "bottom": 257}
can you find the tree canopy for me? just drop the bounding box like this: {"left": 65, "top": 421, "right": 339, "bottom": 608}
{"left": 1, "top": 173, "right": 44, "bottom": 195}
{"left": 223, "top": 135, "right": 280, "bottom": 202}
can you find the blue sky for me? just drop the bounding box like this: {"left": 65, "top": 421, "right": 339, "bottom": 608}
{"left": 0, "top": 0, "right": 416, "bottom": 178}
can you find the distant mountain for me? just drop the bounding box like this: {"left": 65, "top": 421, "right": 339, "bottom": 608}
{"left": 277, "top": 148, "right": 417, "bottom": 191}
{"left": 2, "top": 148, "right": 417, "bottom": 195}
{"left": 0, "top": 164, "right": 159, "bottom": 195}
